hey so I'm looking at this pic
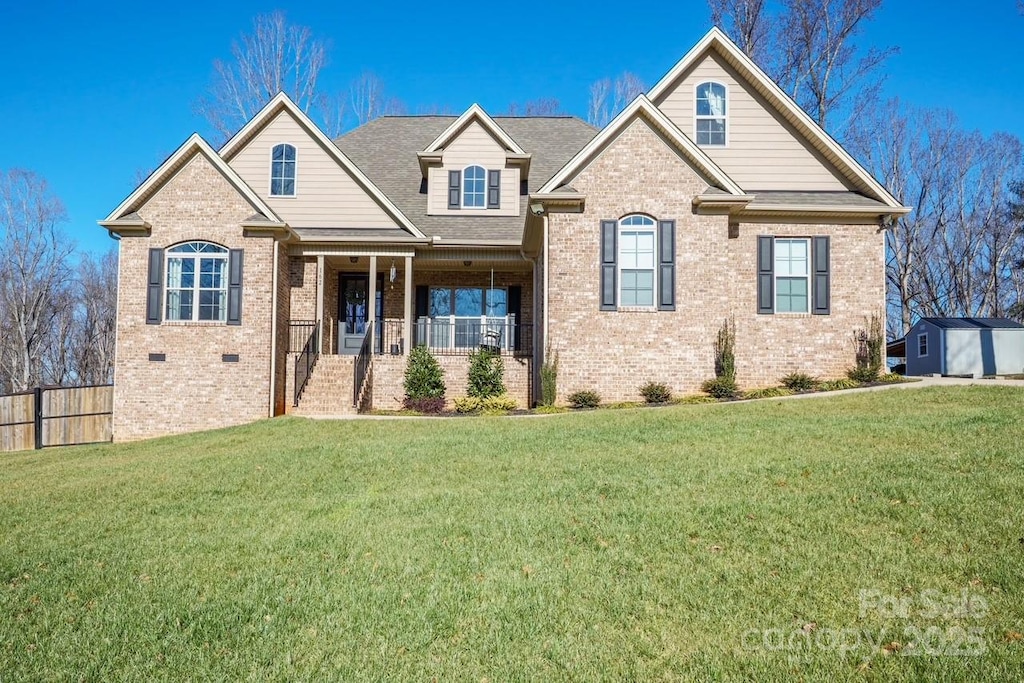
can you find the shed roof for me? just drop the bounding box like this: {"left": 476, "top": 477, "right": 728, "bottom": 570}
{"left": 920, "top": 317, "right": 1024, "bottom": 330}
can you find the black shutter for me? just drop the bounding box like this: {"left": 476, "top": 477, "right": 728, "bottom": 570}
{"left": 487, "top": 169, "right": 501, "bottom": 209}
{"left": 812, "top": 236, "right": 830, "bottom": 315}
{"left": 757, "top": 235, "right": 774, "bottom": 314}
{"left": 600, "top": 220, "right": 617, "bottom": 311}
{"left": 448, "top": 170, "right": 461, "bottom": 209}
{"left": 508, "top": 285, "right": 522, "bottom": 350}
{"left": 227, "top": 249, "right": 243, "bottom": 325}
{"left": 146, "top": 248, "right": 163, "bottom": 325}
{"left": 658, "top": 219, "right": 675, "bottom": 311}
{"left": 415, "top": 285, "right": 429, "bottom": 317}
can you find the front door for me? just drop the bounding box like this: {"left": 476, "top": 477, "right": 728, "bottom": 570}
{"left": 338, "top": 274, "right": 384, "bottom": 355}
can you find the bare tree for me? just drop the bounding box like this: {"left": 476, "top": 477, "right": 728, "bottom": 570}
{"left": 349, "top": 72, "right": 406, "bottom": 126}
{"left": 506, "top": 98, "right": 563, "bottom": 116}
{"left": 709, "top": 0, "right": 769, "bottom": 64}
{"left": 586, "top": 72, "right": 645, "bottom": 127}
{"left": 0, "top": 170, "right": 74, "bottom": 393}
{"left": 196, "top": 11, "right": 328, "bottom": 140}
{"left": 72, "top": 251, "right": 118, "bottom": 385}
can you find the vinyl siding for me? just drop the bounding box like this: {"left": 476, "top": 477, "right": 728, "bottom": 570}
{"left": 227, "top": 111, "right": 400, "bottom": 230}
{"left": 654, "top": 50, "right": 854, "bottom": 191}
{"left": 426, "top": 120, "right": 521, "bottom": 217}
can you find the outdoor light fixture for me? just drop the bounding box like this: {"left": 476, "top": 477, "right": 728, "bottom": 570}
{"left": 463, "top": 260, "right": 472, "bottom": 267}
{"left": 349, "top": 256, "right": 359, "bottom": 264}
{"left": 529, "top": 202, "right": 545, "bottom": 216}
{"left": 389, "top": 259, "right": 397, "bottom": 283}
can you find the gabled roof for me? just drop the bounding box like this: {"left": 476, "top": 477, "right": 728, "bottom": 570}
{"left": 919, "top": 317, "right": 1024, "bottom": 330}
{"left": 219, "top": 92, "right": 426, "bottom": 239}
{"left": 421, "top": 104, "right": 526, "bottom": 154}
{"left": 647, "top": 27, "right": 909, "bottom": 212}
{"left": 100, "top": 134, "right": 283, "bottom": 232}
{"left": 538, "top": 94, "right": 747, "bottom": 197}
{"left": 336, "top": 116, "right": 598, "bottom": 243}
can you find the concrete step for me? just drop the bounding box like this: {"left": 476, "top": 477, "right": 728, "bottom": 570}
{"left": 293, "top": 355, "right": 359, "bottom": 416}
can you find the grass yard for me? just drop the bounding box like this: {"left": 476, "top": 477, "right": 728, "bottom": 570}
{"left": 1, "top": 386, "right": 1023, "bottom": 681}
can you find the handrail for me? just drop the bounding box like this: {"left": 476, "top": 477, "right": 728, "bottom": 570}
{"left": 294, "top": 320, "right": 319, "bottom": 406}
{"left": 353, "top": 325, "right": 373, "bottom": 408}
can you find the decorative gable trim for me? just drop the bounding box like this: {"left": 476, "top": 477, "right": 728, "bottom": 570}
{"left": 538, "top": 94, "right": 746, "bottom": 197}
{"left": 648, "top": 27, "right": 908, "bottom": 211}
{"left": 100, "top": 134, "right": 284, "bottom": 233}
{"left": 422, "top": 103, "right": 526, "bottom": 154}
{"left": 219, "top": 92, "right": 426, "bottom": 239}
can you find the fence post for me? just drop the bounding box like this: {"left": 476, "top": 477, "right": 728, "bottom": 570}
{"left": 33, "top": 386, "right": 43, "bottom": 450}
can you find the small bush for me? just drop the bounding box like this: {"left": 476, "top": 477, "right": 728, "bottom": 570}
{"left": 534, "top": 405, "right": 568, "bottom": 414}
{"left": 603, "top": 401, "right": 643, "bottom": 410}
{"left": 847, "top": 365, "right": 880, "bottom": 383}
{"left": 540, "top": 351, "right": 558, "bottom": 406}
{"left": 567, "top": 390, "right": 601, "bottom": 409}
{"left": 701, "top": 376, "right": 738, "bottom": 399}
{"left": 819, "top": 378, "right": 861, "bottom": 392}
{"left": 639, "top": 382, "right": 672, "bottom": 404}
{"left": 467, "top": 350, "right": 505, "bottom": 399}
{"left": 714, "top": 318, "right": 736, "bottom": 381}
{"left": 404, "top": 345, "right": 445, "bottom": 400}
{"left": 743, "top": 386, "right": 794, "bottom": 400}
{"left": 849, "top": 313, "right": 884, "bottom": 383}
{"left": 453, "top": 396, "right": 482, "bottom": 414}
{"left": 402, "top": 396, "right": 446, "bottom": 413}
{"left": 781, "top": 372, "right": 819, "bottom": 392}
{"left": 878, "top": 372, "right": 906, "bottom": 384}
{"left": 481, "top": 394, "right": 518, "bottom": 412}
{"left": 675, "top": 395, "right": 719, "bottom": 404}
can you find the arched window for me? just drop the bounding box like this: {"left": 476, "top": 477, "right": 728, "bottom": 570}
{"left": 462, "top": 165, "right": 486, "bottom": 207}
{"left": 165, "top": 242, "right": 229, "bottom": 321}
{"left": 695, "top": 82, "right": 727, "bottom": 146}
{"left": 271, "top": 143, "right": 296, "bottom": 196}
{"left": 618, "top": 215, "right": 656, "bottom": 307}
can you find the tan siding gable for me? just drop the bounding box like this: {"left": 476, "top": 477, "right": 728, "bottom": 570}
{"left": 655, "top": 50, "right": 854, "bottom": 191}
{"left": 227, "top": 111, "right": 400, "bottom": 230}
{"left": 427, "top": 120, "right": 522, "bottom": 217}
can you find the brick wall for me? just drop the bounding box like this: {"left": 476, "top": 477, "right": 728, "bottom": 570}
{"left": 546, "top": 117, "right": 884, "bottom": 404}
{"left": 112, "top": 153, "right": 279, "bottom": 441}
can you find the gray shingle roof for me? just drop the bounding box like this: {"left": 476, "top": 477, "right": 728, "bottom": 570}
{"left": 335, "top": 116, "right": 597, "bottom": 242}
{"left": 921, "top": 317, "right": 1024, "bottom": 330}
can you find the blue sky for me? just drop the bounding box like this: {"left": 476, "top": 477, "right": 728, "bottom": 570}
{"left": 2, "top": 1, "right": 1022, "bottom": 254}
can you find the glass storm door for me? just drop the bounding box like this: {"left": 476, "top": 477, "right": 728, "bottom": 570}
{"left": 338, "top": 274, "right": 383, "bottom": 354}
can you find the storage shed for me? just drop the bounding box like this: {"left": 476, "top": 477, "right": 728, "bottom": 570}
{"left": 889, "top": 318, "right": 1024, "bottom": 377}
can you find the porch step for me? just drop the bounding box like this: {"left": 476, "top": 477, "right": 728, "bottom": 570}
{"left": 292, "top": 355, "right": 358, "bottom": 416}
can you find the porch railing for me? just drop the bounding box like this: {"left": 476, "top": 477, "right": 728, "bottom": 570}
{"left": 353, "top": 327, "right": 373, "bottom": 408}
{"left": 377, "top": 317, "right": 533, "bottom": 356}
{"left": 289, "top": 320, "right": 318, "bottom": 353}
{"left": 294, "top": 320, "right": 319, "bottom": 406}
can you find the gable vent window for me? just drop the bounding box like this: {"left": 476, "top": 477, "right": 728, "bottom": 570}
{"left": 270, "top": 143, "right": 296, "bottom": 196}
{"left": 462, "top": 165, "right": 486, "bottom": 207}
{"left": 695, "top": 82, "right": 727, "bottom": 146}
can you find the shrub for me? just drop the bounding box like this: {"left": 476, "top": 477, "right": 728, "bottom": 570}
{"left": 540, "top": 351, "right": 558, "bottom": 406}
{"left": 403, "top": 396, "right": 446, "bottom": 413}
{"left": 639, "top": 381, "right": 672, "bottom": 404}
{"left": 453, "top": 396, "right": 482, "bottom": 414}
{"left": 819, "top": 378, "right": 861, "bottom": 392}
{"left": 404, "top": 345, "right": 445, "bottom": 401}
{"left": 743, "top": 386, "right": 794, "bottom": 400}
{"left": 714, "top": 318, "right": 736, "bottom": 381}
{"left": 849, "top": 313, "right": 884, "bottom": 383}
{"left": 847, "top": 365, "right": 880, "bottom": 384}
{"left": 567, "top": 390, "right": 600, "bottom": 409}
{"left": 878, "top": 372, "right": 905, "bottom": 384}
{"left": 481, "top": 394, "right": 518, "bottom": 412}
{"left": 467, "top": 350, "right": 505, "bottom": 399}
{"left": 781, "top": 372, "right": 819, "bottom": 392}
{"left": 701, "top": 376, "right": 738, "bottom": 399}
{"left": 534, "top": 405, "right": 568, "bottom": 414}
{"left": 675, "top": 394, "right": 719, "bottom": 404}
{"left": 603, "top": 401, "right": 643, "bottom": 410}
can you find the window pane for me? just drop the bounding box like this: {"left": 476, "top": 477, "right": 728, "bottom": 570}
{"left": 283, "top": 145, "right": 295, "bottom": 161}
{"left": 485, "top": 288, "right": 507, "bottom": 317}
{"left": 283, "top": 179, "right": 295, "bottom": 195}
{"left": 199, "top": 258, "right": 225, "bottom": 289}
{"left": 429, "top": 288, "right": 451, "bottom": 317}
{"left": 167, "top": 289, "right": 193, "bottom": 320}
{"left": 272, "top": 145, "right": 284, "bottom": 161}
{"left": 776, "top": 277, "right": 808, "bottom": 313}
{"left": 198, "top": 290, "right": 224, "bottom": 321}
{"left": 272, "top": 161, "right": 284, "bottom": 178}
{"left": 455, "top": 288, "right": 483, "bottom": 316}
{"left": 271, "top": 178, "right": 283, "bottom": 195}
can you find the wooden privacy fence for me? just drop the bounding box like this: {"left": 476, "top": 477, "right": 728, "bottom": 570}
{"left": 0, "top": 385, "right": 113, "bottom": 452}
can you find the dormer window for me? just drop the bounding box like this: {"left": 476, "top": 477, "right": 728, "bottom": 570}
{"left": 270, "top": 143, "right": 296, "bottom": 196}
{"left": 695, "top": 82, "right": 727, "bottom": 146}
{"left": 462, "top": 165, "right": 486, "bottom": 207}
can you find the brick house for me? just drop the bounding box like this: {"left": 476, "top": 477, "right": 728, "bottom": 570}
{"left": 101, "top": 28, "right": 909, "bottom": 441}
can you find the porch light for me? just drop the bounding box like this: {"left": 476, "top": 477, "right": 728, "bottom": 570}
{"left": 463, "top": 260, "right": 472, "bottom": 267}
{"left": 389, "top": 260, "right": 397, "bottom": 283}
{"left": 349, "top": 256, "right": 359, "bottom": 264}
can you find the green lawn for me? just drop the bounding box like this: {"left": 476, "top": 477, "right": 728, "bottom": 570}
{"left": 2, "top": 387, "right": 1023, "bottom": 681}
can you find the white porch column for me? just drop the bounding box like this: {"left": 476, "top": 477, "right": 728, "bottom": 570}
{"left": 368, "top": 255, "right": 378, "bottom": 337}
{"left": 403, "top": 256, "right": 413, "bottom": 356}
{"left": 316, "top": 255, "right": 325, "bottom": 354}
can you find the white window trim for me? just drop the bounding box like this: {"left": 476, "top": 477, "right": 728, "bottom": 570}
{"left": 164, "top": 241, "right": 229, "bottom": 323}
{"left": 774, "top": 237, "right": 811, "bottom": 314}
{"left": 617, "top": 215, "right": 658, "bottom": 311}
{"left": 269, "top": 143, "right": 297, "bottom": 198}
{"left": 694, "top": 80, "right": 729, "bottom": 148}
{"left": 917, "top": 332, "right": 929, "bottom": 357}
{"left": 461, "top": 165, "right": 487, "bottom": 208}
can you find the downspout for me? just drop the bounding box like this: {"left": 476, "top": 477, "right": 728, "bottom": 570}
{"left": 269, "top": 239, "right": 279, "bottom": 417}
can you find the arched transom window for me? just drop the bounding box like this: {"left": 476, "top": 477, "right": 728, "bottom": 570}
{"left": 271, "top": 143, "right": 296, "bottom": 196}
{"left": 695, "top": 82, "right": 727, "bottom": 146}
{"left": 462, "top": 165, "right": 486, "bottom": 207}
{"left": 165, "top": 242, "right": 228, "bottom": 321}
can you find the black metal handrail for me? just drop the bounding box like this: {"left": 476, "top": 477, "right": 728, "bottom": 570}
{"left": 293, "top": 320, "right": 319, "bottom": 406}
{"left": 289, "top": 320, "right": 318, "bottom": 353}
{"left": 353, "top": 326, "right": 373, "bottom": 408}
{"left": 377, "top": 317, "right": 533, "bottom": 356}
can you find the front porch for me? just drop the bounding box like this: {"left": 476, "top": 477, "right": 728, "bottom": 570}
{"left": 285, "top": 250, "right": 535, "bottom": 414}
